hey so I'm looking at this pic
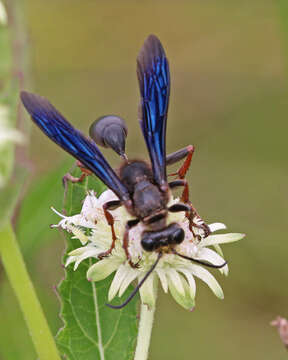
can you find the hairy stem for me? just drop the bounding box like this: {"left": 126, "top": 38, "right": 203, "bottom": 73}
{"left": 134, "top": 302, "right": 157, "bottom": 360}
{"left": 0, "top": 223, "right": 61, "bottom": 360}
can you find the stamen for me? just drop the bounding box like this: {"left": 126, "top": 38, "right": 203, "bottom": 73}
{"left": 51, "top": 206, "right": 66, "bottom": 218}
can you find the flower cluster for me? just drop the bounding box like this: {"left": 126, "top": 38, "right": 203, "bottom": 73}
{"left": 0, "top": 104, "right": 24, "bottom": 187}
{"left": 0, "top": 1, "right": 7, "bottom": 26}
{"left": 0, "top": 105, "right": 23, "bottom": 145}
{"left": 53, "top": 189, "right": 244, "bottom": 310}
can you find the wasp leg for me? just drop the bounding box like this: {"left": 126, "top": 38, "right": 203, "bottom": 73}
{"left": 169, "top": 179, "right": 190, "bottom": 203}
{"left": 62, "top": 171, "right": 87, "bottom": 185}
{"left": 168, "top": 200, "right": 211, "bottom": 239}
{"left": 62, "top": 161, "right": 93, "bottom": 208}
{"left": 185, "top": 202, "right": 211, "bottom": 238}
{"left": 166, "top": 145, "right": 195, "bottom": 179}
{"left": 123, "top": 219, "right": 140, "bottom": 268}
{"left": 62, "top": 160, "right": 92, "bottom": 186}
{"left": 76, "top": 160, "right": 93, "bottom": 176}
{"left": 62, "top": 161, "right": 93, "bottom": 213}
{"left": 98, "top": 200, "right": 122, "bottom": 259}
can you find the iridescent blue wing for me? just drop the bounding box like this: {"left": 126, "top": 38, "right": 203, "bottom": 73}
{"left": 20, "top": 91, "right": 130, "bottom": 202}
{"left": 137, "top": 35, "right": 170, "bottom": 187}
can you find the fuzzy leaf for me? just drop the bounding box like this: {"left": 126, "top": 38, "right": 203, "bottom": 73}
{"left": 56, "top": 168, "right": 138, "bottom": 360}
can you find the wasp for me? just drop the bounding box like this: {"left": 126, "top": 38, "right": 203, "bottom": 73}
{"left": 21, "top": 35, "right": 225, "bottom": 309}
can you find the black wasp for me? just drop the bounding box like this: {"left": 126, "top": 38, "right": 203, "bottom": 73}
{"left": 21, "top": 35, "right": 225, "bottom": 309}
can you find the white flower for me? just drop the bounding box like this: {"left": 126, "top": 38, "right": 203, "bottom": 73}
{"left": 53, "top": 189, "right": 245, "bottom": 310}
{"left": 0, "top": 1, "right": 7, "bottom": 26}
{"left": 271, "top": 316, "right": 288, "bottom": 349}
{"left": 0, "top": 105, "right": 24, "bottom": 145}
{"left": 0, "top": 104, "right": 25, "bottom": 187}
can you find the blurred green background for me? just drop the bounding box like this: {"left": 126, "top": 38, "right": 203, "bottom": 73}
{"left": 1, "top": 0, "right": 288, "bottom": 359}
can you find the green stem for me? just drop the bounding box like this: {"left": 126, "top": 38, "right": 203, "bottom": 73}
{"left": 0, "top": 222, "right": 61, "bottom": 360}
{"left": 134, "top": 303, "right": 156, "bottom": 360}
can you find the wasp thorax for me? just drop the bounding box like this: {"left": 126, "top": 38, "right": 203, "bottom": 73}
{"left": 89, "top": 115, "right": 128, "bottom": 158}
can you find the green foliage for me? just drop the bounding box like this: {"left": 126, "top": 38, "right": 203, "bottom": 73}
{"left": 0, "top": 17, "right": 12, "bottom": 76}
{"left": 0, "top": 169, "right": 25, "bottom": 228}
{"left": 0, "top": 280, "right": 37, "bottom": 360}
{"left": 56, "top": 169, "right": 138, "bottom": 360}
{"left": 0, "top": 223, "right": 61, "bottom": 360}
{"left": 0, "top": 12, "right": 18, "bottom": 220}
{"left": 16, "top": 162, "right": 69, "bottom": 254}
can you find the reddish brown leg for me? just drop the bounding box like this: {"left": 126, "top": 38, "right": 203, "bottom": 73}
{"left": 167, "top": 145, "right": 195, "bottom": 179}
{"left": 186, "top": 201, "right": 211, "bottom": 239}
{"left": 62, "top": 172, "right": 88, "bottom": 184}
{"left": 169, "top": 179, "right": 189, "bottom": 203}
{"left": 62, "top": 161, "right": 92, "bottom": 192}
{"left": 76, "top": 161, "right": 93, "bottom": 177}
{"left": 169, "top": 181, "right": 211, "bottom": 239}
{"left": 98, "top": 200, "right": 122, "bottom": 259}
{"left": 62, "top": 162, "right": 93, "bottom": 213}
{"left": 123, "top": 219, "right": 140, "bottom": 268}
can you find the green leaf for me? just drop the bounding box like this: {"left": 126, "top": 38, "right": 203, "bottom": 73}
{"left": 56, "top": 168, "right": 138, "bottom": 360}
{"left": 16, "top": 162, "right": 70, "bottom": 255}
{"left": 0, "top": 165, "right": 27, "bottom": 229}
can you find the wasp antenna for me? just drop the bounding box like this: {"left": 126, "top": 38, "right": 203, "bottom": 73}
{"left": 106, "top": 252, "right": 162, "bottom": 309}
{"left": 172, "top": 249, "right": 227, "bottom": 269}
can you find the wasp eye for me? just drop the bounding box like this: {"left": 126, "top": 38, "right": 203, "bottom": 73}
{"left": 89, "top": 115, "right": 128, "bottom": 159}
{"left": 169, "top": 227, "right": 184, "bottom": 245}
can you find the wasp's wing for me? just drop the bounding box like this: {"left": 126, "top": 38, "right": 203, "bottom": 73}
{"left": 20, "top": 91, "right": 130, "bottom": 201}
{"left": 137, "top": 34, "right": 170, "bottom": 186}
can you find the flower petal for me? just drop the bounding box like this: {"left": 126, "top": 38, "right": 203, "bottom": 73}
{"left": 70, "top": 225, "right": 89, "bottom": 245}
{"left": 118, "top": 268, "right": 138, "bottom": 297}
{"left": 208, "top": 223, "right": 226, "bottom": 232}
{"left": 177, "top": 268, "right": 196, "bottom": 298}
{"left": 98, "top": 189, "right": 119, "bottom": 207}
{"left": 65, "top": 256, "right": 76, "bottom": 267}
{"left": 68, "top": 247, "right": 88, "bottom": 256}
{"left": 196, "top": 247, "right": 227, "bottom": 272}
{"left": 167, "top": 268, "right": 185, "bottom": 296}
{"left": 168, "top": 274, "right": 195, "bottom": 310}
{"left": 87, "top": 259, "right": 119, "bottom": 282}
{"left": 212, "top": 244, "right": 224, "bottom": 257}
{"left": 108, "top": 264, "right": 130, "bottom": 301}
{"left": 139, "top": 273, "right": 157, "bottom": 309}
{"left": 67, "top": 246, "right": 101, "bottom": 269}
{"left": 156, "top": 268, "right": 169, "bottom": 293}
{"left": 68, "top": 244, "right": 99, "bottom": 256}
{"left": 81, "top": 192, "right": 98, "bottom": 214}
{"left": 200, "top": 233, "right": 245, "bottom": 247}
{"left": 190, "top": 264, "right": 224, "bottom": 299}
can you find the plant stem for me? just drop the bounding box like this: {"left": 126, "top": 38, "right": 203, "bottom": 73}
{"left": 134, "top": 303, "right": 156, "bottom": 360}
{"left": 0, "top": 222, "right": 61, "bottom": 360}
